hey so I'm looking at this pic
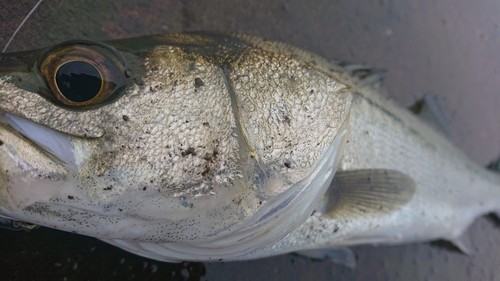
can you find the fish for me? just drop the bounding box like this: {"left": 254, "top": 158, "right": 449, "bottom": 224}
{"left": 0, "top": 32, "right": 499, "bottom": 265}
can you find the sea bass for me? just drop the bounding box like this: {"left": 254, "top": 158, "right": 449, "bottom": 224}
{"left": 0, "top": 33, "right": 499, "bottom": 263}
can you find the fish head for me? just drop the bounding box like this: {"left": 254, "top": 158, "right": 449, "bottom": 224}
{"left": 0, "top": 33, "right": 352, "bottom": 258}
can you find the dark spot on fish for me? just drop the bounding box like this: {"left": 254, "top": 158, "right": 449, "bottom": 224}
{"left": 118, "top": 208, "right": 123, "bottom": 212}
{"left": 202, "top": 122, "right": 210, "bottom": 127}
{"left": 201, "top": 167, "right": 210, "bottom": 176}
{"left": 67, "top": 195, "right": 74, "bottom": 200}
{"left": 122, "top": 115, "right": 130, "bottom": 121}
{"left": 143, "top": 186, "right": 147, "bottom": 191}
{"left": 333, "top": 225, "right": 340, "bottom": 233}
{"left": 203, "top": 149, "right": 219, "bottom": 162}
{"left": 310, "top": 89, "right": 314, "bottom": 94}
{"left": 103, "top": 186, "right": 113, "bottom": 191}
{"left": 284, "top": 160, "right": 292, "bottom": 168}
{"left": 182, "top": 147, "right": 197, "bottom": 157}
{"left": 232, "top": 197, "right": 243, "bottom": 205}
{"left": 194, "top": 77, "right": 204, "bottom": 88}
{"left": 0, "top": 140, "right": 3, "bottom": 146}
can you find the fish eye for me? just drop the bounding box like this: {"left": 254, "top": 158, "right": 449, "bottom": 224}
{"left": 55, "top": 61, "right": 102, "bottom": 102}
{"left": 38, "top": 41, "right": 128, "bottom": 109}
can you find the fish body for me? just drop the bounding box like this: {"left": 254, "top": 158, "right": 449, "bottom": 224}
{"left": 0, "top": 33, "right": 498, "bottom": 262}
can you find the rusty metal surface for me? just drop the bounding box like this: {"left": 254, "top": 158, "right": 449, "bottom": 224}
{"left": 0, "top": 1, "right": 499, "bottom": 280}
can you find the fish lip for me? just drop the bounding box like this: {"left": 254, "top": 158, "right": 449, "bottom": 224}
{"left": 0, "top": 110, "right": 77, "bottom": 168}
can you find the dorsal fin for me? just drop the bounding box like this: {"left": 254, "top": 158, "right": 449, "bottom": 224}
{"left": 408, "top": 93, "right": 452, "bottom": 137}
{"left": 331, "top": 60, "right": 387, "bottom": 89}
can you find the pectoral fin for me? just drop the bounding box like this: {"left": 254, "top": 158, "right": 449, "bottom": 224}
{"left": 323, "top": 169, "right": 415, "bottom": 219}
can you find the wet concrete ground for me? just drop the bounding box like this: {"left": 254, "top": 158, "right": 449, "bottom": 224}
{"left": 0, "top": 1, "right": 499, "bottom": 280}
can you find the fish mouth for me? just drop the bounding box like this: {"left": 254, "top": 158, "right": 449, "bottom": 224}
{"left": 0, "top": 111, "right": 83, "bottom": 211}
{"left": 0, "top": 110, "right": 78, "bottom": 168}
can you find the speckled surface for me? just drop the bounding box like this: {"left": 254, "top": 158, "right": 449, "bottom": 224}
{"left": 0, "top": 1, "right": 499, "bottom": 280}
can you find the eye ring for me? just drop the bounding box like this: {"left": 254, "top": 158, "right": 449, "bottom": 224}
{"left": 38, "top": 41, "right": 128, "bottom": 109}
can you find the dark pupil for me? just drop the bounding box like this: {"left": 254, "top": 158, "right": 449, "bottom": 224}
{"left": 55, "top": 61, "right": 102, "bottom": 102}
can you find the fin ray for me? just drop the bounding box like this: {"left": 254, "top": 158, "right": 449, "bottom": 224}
{"left": 323, "top": 169, "right": 415, "bottom": 219}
